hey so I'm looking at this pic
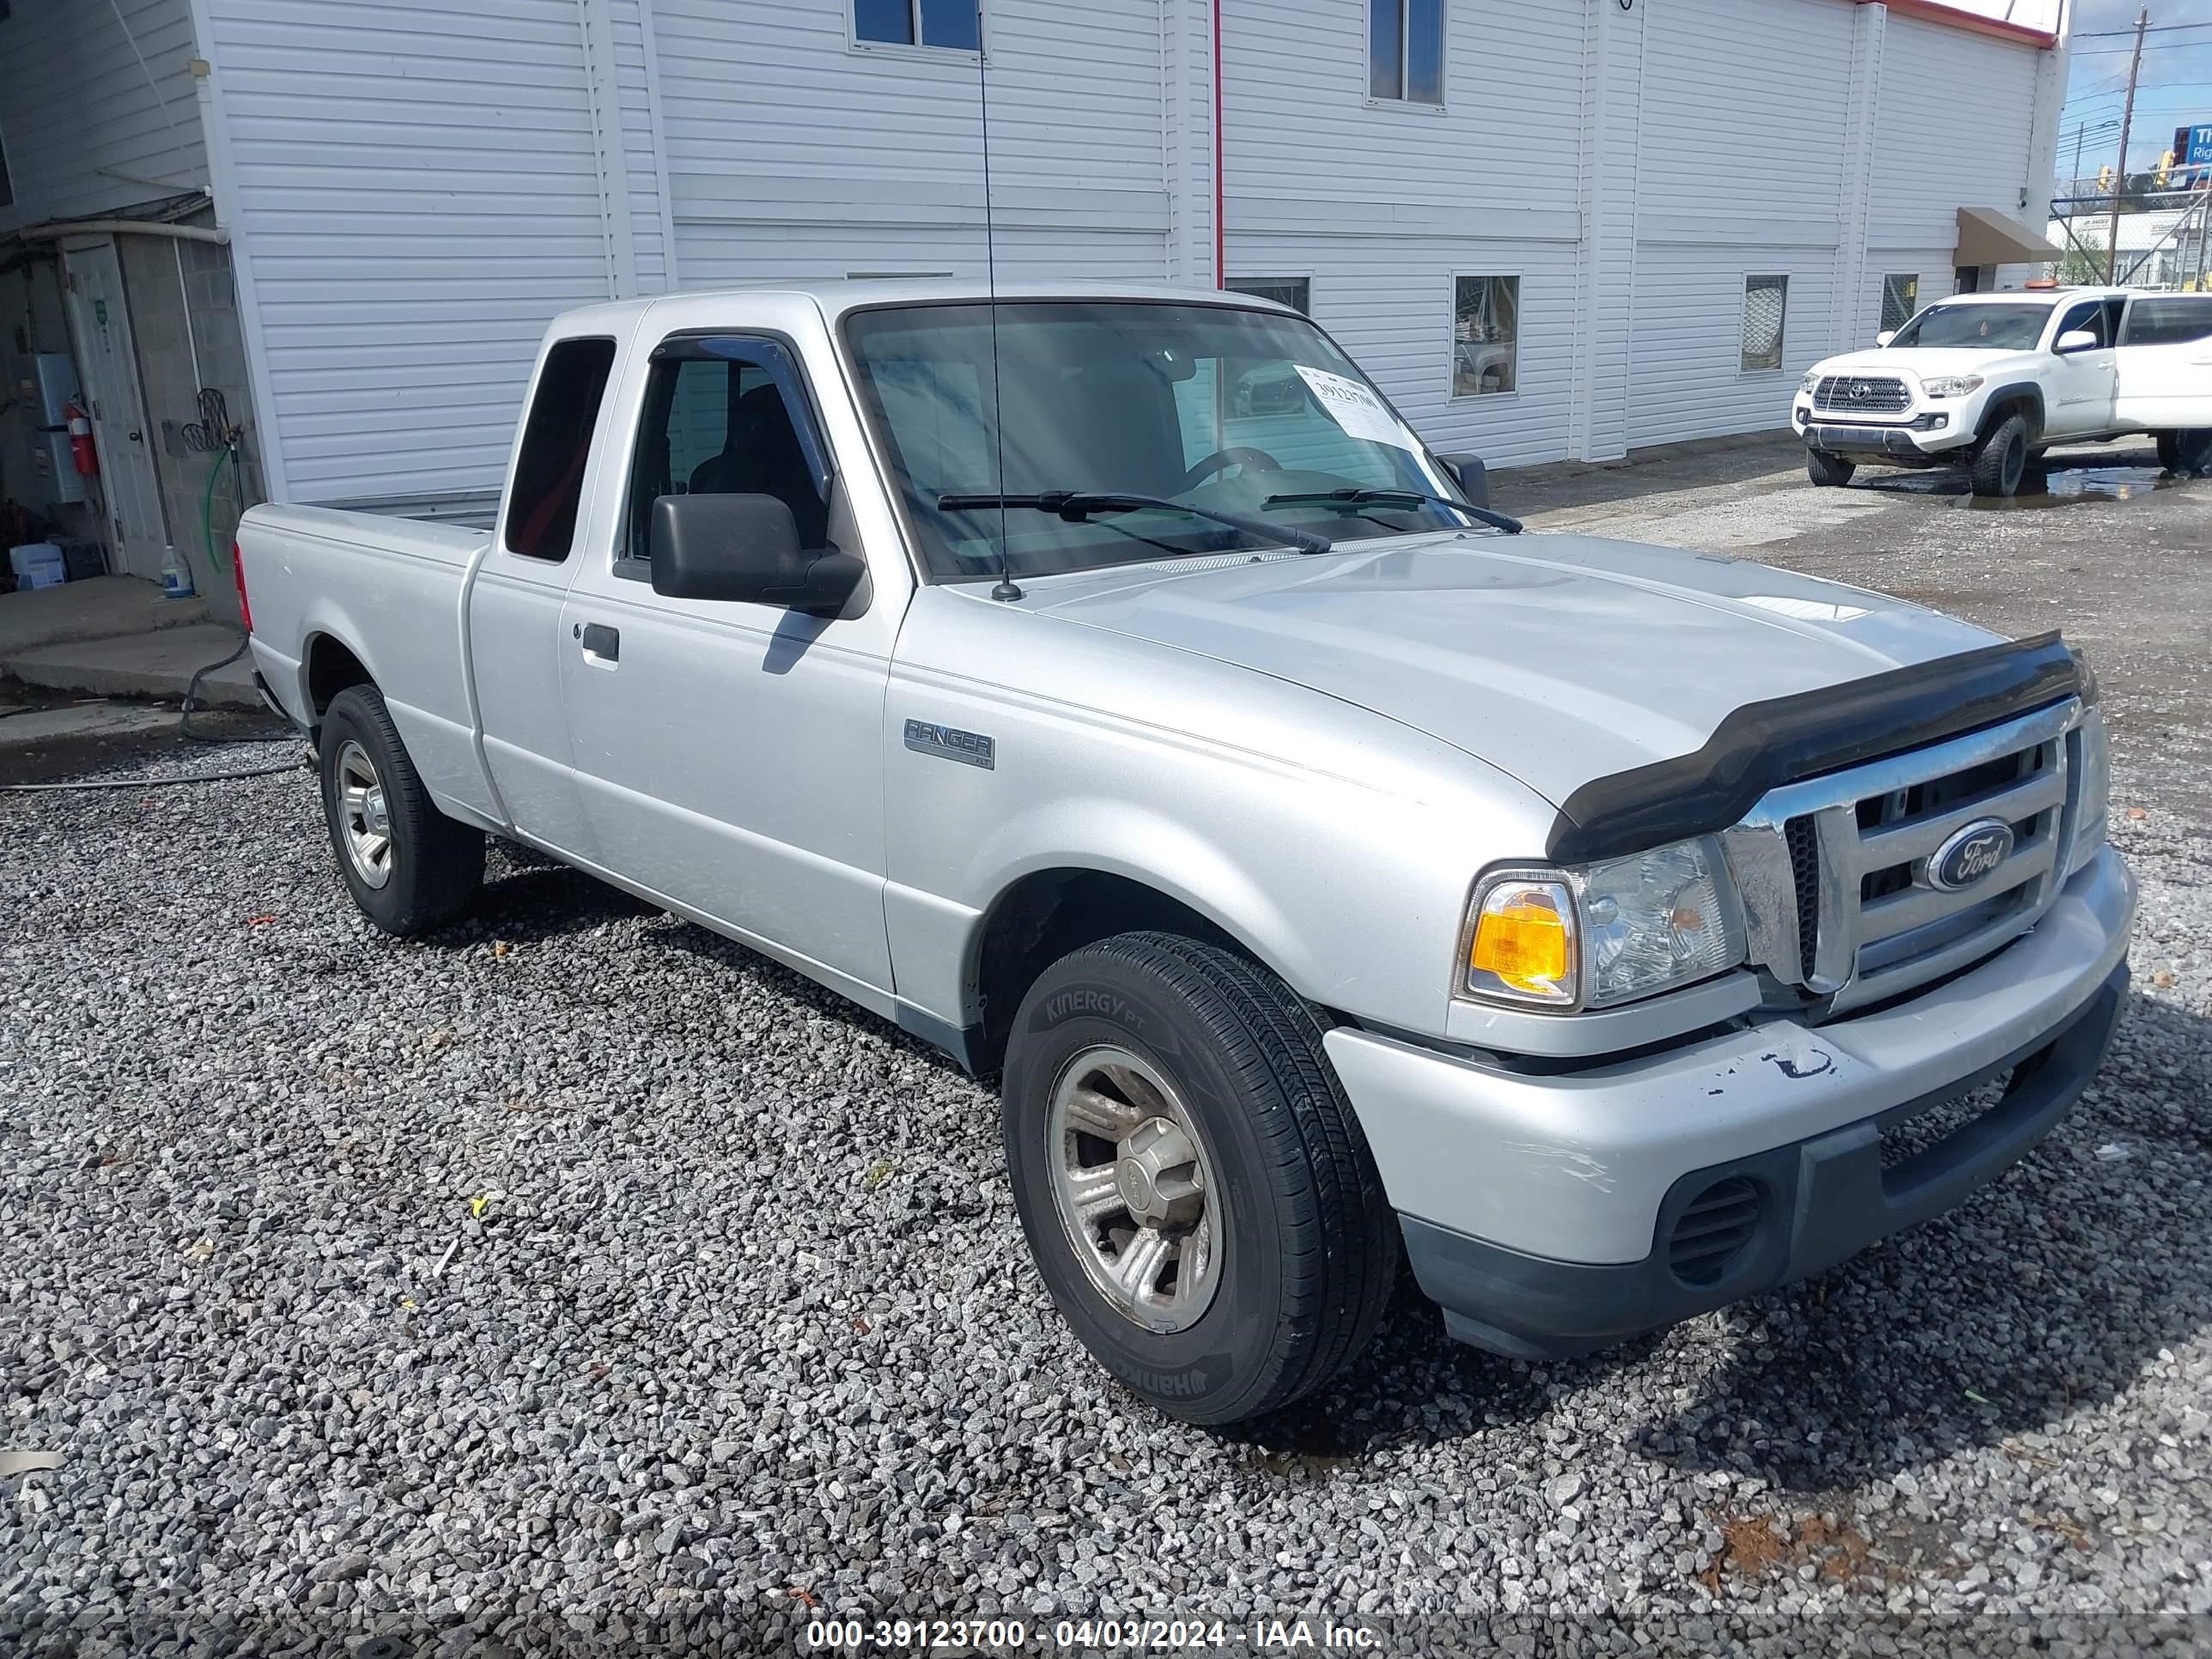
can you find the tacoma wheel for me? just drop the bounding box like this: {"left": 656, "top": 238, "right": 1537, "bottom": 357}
{"left": 2157, "top": 429, "right": 2211, "bottom": 474}
{"left": 1969, "top": 412, "right": 2030, "bottom": 498}
{"left": 1805, "top": 449, "right": 1855, "bottom": 488}
{"left": 319, "top": 684, "right": 483, "bottom": 936}
{"left": 1002, "top": 932, "right": 1396, "bottom": 1424}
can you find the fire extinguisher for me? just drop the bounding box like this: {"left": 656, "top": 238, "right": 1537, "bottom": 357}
{"left": 64, "top": 400, "right": 99, "bottom": 477}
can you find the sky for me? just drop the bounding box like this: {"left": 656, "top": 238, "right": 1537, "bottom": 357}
{"left": 1943, "top": 0, "right": 2212, "bottom": 175}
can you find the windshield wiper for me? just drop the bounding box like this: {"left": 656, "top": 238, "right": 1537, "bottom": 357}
{"left": 1263, "top": 487, "right": 1523, "bottom": 536}
{"left": 938, "top": 490, "right": 1333, "bottom": 555}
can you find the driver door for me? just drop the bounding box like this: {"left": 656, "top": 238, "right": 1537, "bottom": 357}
{"left": 2043, "top": 298, "right": 2118, "bottom": 437}
{"left": 556, "top": 334, "right": 896, "bottom": 998}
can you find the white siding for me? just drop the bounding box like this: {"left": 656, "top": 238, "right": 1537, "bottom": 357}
{"left": 0, "top": 0, "right": 207, "bottom": 228}
{"left": 207, "top": 0, "right": 612, "bottom": 502}
{"left": 1629, "top": 252, "right": 1836, "bottom": 447}
{"left": 1869, "top": 16, "right": 2041, "bottom": 255}
{"left": 656, "top": 0, "right": 1170, "bottom": 288}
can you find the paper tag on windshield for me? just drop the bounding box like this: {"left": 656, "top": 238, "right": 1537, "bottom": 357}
{"left": 1293, "top": 366, "right": 1418, "bottom": 451}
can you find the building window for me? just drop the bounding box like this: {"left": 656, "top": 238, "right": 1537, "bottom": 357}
{"left": 1452, "top": 275, "right": 1518, "bottom": 397}
{"left": 1227, "top": 278, "right": 1311, "bottom": 314}
{"left": 855, "top": 0, "right": 980, "bottom": 50}
{"left": 1880, "top": 273, "right": 1919, "bottom": 335}
{"left": 504, "top": 337, "right": 617, "bottom": 561}
{"left": 1370, "top": 0, "right": 1443, "bottom": 105}
{"left": 1741, "top": 275, "right": 1789, "bottom": 373}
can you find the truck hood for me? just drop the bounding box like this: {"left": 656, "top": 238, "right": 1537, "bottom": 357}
{"left": 1814, "top": 347, "right": 2024, "bottom": 383}
{"left": 1025, "top": 534, "right": 2001, "bottom": 810}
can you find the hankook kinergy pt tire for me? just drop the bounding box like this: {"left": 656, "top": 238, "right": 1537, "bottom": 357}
{"left": 318, "top": 684, "right": 483, "bottom": 936}
{"left": 1002, "top": 932, "right": 1397, "bottom": 1425}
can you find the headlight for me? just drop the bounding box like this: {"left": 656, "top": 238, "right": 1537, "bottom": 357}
{"left": 1462, "top": 838, "right": 1747, "bottom": 1012}
{"left": 1921, "top": 374, "right": 1984, "bottom": 398}
{"left": 1799, "top": 371, "right": 1822, "bottom": 395}
{"left": 2069, "top": 707, "right": 2111, "bottom": 876}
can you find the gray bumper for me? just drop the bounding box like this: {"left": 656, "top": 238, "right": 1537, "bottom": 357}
{"left": 1804, "top": 421, "right": 1965, "bottom": 459}
{"left": 1395, "top": 963, "right": 2125, "bottom": 1358}
{"left": 1326, "top": 845, "right": 2135, "bottom": 1267}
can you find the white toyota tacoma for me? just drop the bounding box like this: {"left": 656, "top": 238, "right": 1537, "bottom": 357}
{"left": 1796, "top": 287, "right": 2212, "bottom": 495}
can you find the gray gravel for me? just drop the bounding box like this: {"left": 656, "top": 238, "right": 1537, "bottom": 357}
{"left": 3, "top": 740, "right": 2210, "bottom": 1656}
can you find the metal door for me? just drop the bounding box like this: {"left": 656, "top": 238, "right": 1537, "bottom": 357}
{"left": 62, "top": 240, "right": 171, "bottom": 581}
{"left": 2042, "top": 298, "right": 2119, "bottom": 438}
{"left": 556, "top": 332, "right": 896, "bottom": 998}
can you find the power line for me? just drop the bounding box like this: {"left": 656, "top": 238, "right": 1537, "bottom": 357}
{"left": 2072, "top": 20, "right": 2212, "bottom": 37}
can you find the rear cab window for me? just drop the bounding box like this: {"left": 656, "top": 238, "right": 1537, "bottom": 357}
{"left": 503, "top": 337, "right": 619, "bottom": 561}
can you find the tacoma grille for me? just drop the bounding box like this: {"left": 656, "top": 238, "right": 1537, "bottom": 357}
{"left": 1813, "top": 375, "right": 1911, "bottom": 414}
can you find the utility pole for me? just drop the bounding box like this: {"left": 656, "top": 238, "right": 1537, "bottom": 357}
{"left": 2106, "top": 7, "right": 2148, "bottom": 284}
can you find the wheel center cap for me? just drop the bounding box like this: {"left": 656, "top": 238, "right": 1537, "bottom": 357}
{"left": 362, "top": 789, "right": 389, "bottom": 836}
{"left": 1115, "top": 1158, "right": 1157, "bottom": 1215}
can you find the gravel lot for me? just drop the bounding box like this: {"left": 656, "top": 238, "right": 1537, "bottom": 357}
{"left": 4, "top": 458, "right": 2210, "bottom": 1656}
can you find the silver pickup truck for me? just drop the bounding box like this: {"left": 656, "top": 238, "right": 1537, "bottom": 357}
{"left": 243, "top": 281, "right": 2133, "bottom": 1425}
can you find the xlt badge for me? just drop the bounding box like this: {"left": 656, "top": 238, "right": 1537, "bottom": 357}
{"left": 904, "top": 719, "right": 995, "bottom": 769}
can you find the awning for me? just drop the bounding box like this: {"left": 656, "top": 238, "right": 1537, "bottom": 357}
{"left": 1955, "top": 206, "right": 2064, "bottom": 267}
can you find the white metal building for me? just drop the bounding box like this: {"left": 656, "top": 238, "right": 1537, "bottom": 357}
{"left": 2, "top": 0, "right": 2069, "bottom": 564}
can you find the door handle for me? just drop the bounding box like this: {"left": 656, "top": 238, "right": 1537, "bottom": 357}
{"left": 578, "top": 622, "right": 620, "bottom": 663}
{"left": 127, "top": 429, "right": 143, "bottom": 442}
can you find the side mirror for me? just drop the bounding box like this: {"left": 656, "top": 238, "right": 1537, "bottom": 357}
{"left": 1432, "top": 451, "right": 1492, "bottom": 508}
{"left": 2055, "top": 329, "right": 2100, "bottom": 354}
{"left": 647, "top": 494, "right": 865, "bottom": 616}
{"left": 1875, "top": 330, "right": 1896, "bottom": 347}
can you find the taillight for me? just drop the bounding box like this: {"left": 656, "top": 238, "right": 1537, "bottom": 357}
{"left": 232, "top": 540, "right": 252, "bottom": 635}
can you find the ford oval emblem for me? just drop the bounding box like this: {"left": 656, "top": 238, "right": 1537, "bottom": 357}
{"left": 1928, "top": 818, "right": 2014, "bottom": 892}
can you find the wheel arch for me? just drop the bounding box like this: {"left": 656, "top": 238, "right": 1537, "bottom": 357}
{"left": 960, "top": 865, "right": 1317, "bottom": 1079}
{"left": 301, "top": 629, "right": 379, "bottom": 726}
{"left": 1976, "top": 384, "right": 2045, "bottom": 441}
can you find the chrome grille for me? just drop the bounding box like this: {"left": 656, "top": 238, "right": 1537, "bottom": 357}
{"left": 1813, "top": 375, "right": 1911, "bottom": 414}
{"left": 1724, "top": 701, "right": 2081, "bottom": 1018}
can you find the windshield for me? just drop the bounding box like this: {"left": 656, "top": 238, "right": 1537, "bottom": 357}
{"left": 1887, "top": 302, "right": 2052, "bottom": 351}
{"left": 843, "top": 301, "right": 1469, "bottom": 582}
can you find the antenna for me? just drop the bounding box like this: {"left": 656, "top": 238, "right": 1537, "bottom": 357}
{"left": 975, "top": 2, "right": 1022, "bottom": 601}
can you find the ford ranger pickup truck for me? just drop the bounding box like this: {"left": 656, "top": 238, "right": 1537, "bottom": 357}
{"left": 242, "top": 281, "right": 2133, "bottom": 1425}
{"left": 1797, "top": 286, "right": 2212, "bottom": 495}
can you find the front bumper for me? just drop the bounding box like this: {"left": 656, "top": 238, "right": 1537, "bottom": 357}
{"left": 1324, "top": 847, "right": 2134, "bottom": 1357}
{"left": 1798, "top": 413, "right": 1970, "bottom": 459}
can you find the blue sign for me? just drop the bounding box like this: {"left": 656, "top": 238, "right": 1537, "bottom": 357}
{"left": 2179, "top": 124, "right": 2212, "bottom": 168}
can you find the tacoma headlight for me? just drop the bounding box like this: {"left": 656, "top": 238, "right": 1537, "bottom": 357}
{"left": 1799, "top": 371, "right": 1823, "bottom": 396}
{"left": 1462, "top": 838, "right": 1748, "bottom": 1012}
{"left": 1921, "top": 374, "right": 1984, "bottom": 398}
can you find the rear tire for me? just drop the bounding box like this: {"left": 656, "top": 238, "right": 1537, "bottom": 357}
{"left": 319, "top": 684, "right": 483, "bottom": 936}
{"left": 1969, "top": 412, "right": 2031, "bottom": 498}
{"left": 2157, "top": 429, "right": 2211, "bottom": 474}
{"left": 1002, "top": 932, "right": 1397, "bottom": 1425}
{"left": 1806, "top": 450, "right": 1856, "bottom": 488}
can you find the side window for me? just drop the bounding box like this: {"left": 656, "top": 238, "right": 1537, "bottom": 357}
{"left": 1452, "top": 274, "right": 1519, "bottom": 397}
{"left": 855, "top": 0, "right": 980, "bottom": 50}
{"left": 2122, "top": 297, "right": 2212, "bottom": 346}
{"left": 1370, "top": 0, "right": 1443, "bottom": 105}
{"left": 623, "top": 343, "right": 832, "bottom": 568}
{"left": 1880, "top": 273, "right": 1919, "bottom": 335}
{"left": 1741, "top": 275, "right": 1789, "bottom": 372}
{"left": 504, "top": 337, "right": 617, "bottom": 561}
{"left": 2056, "top": 301, "right": 2107, "bottom": 349}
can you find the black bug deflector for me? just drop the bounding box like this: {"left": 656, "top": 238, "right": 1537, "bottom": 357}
{"left": 1544, "top": 632, "right": 2081, "bottom": 865}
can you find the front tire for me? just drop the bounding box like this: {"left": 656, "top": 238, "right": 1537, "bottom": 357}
{"left": 319, "top": 684, "right": 483, "bottom": 936}
{"left": 1969, "top": 412, "right": 2031, "bottom": 498}
{"left": 1806, "top": 449, "right": 1856, "bottom": 488}
{"left": 1002, "top": 933, "right": 1396, "bottom": 1425}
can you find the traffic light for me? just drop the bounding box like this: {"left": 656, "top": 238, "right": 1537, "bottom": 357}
{"left": 2156, "top": 150, "right": 2175, "bottom": 188}
{"left": 2098, "top": 165, "right": 2116, "bottom": 191}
